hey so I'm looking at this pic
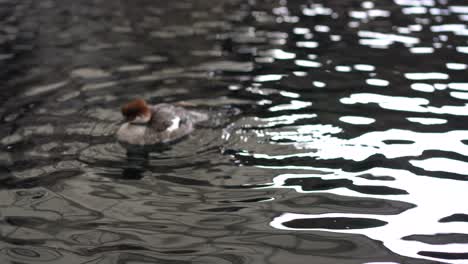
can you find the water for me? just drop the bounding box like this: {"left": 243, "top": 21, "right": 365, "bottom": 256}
{"left": 0, "top": 0, "right": 467, "bottom": 263}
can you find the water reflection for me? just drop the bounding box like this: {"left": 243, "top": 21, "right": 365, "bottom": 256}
{"left": 0, "top": 0, "right": 467, "bottom": 263}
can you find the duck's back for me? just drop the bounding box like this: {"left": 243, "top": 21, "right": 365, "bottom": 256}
{"left": 117, "top": 101, "right": 210, "bottom": 145}
{"left": 143, "top": 104, "right": 207, "bottom": 144}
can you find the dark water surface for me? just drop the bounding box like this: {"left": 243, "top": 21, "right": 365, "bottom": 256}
{"left": 0, "top": 0, "right": 467, "bottom": 263}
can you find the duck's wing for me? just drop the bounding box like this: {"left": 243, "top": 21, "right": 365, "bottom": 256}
{"left": 150, "top": 104, "right": 181, "bottom": 132}
{"left": 144, "top": 104, "right": 196, "bottom": 143}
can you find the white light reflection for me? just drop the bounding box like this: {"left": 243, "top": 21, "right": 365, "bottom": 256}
{"left": 279, "top": 91, "right": 300, "bottom": 98}
{"left": 253, "top": 114, "right": 317, "bottom": 127}
{"left": 341, "top": 93, "right": 429, "bottom": 112}
{"left": 394, "top": 0, "right": 435, "bottom": 6}
{"left": 295, "top": 60, "right": 321, "bottom": 68}
{"left": 411, "top": 158, "right": 468, "bottom": 175}
{"left": 405, "top": 72, "right": 449, "bottom": 80}
{"left": 408, "top": 24, "right": 423, "bottom": 31}
{"left": 450, "top": 92, "right": 468, "bottom": 100}
{"left": 313, "top": 81, "right": 326, "bottom": 88}
{"left": 411, "top": 83, "right": 435, "bottom": 92}
{"left": 254, "top": 74, "right": 284, "bottom": 82}
{"left": 296, "top": 41, "right": 319, "bottom": 48}
{"left": 449, "top": 83, "right": 468, "bottom": 91}
{"left": 293, "top": 27, "right": 310, "bottom": 34}
{"left": 362, "top": 1, "right": 374, "bottom": 9}
{"left": 359, "top": 38, "right": 393, "bottom": 48}
{"left": 341, "top": 93, "right": 468, "bottom": 116}
{"left": 339, "top": 116, "right": 376, "bottom": 125}
{"left": 349, "top": 11, "right": 367, "bottom": 19}
{"left": 406, "top": 117, "right": 447, "bottom": 125}
{"left": 266, "top": 49, "right": 296, "bottom": 60}
{"left": 457, "top": 47, "right": 468, "bottom": 54}
{"left": 354, "top": 64, "right": 376, "bottom": 72}
{"left": 292, "top": 71, "right": 308, "bottom": 77}
{"left": 264, "top": 128, "right": 468, "bottom": 161}
{"left": 335, "top": 65, "right": 352, "bottom": 72}
{"left": 409, "top": 47, "right": 434, "bottom": 53}
{"left": 268, "top": 100, "right": 312, "bottom": 112}
{"left": 434, "top": 83, "right": 447, "bottom": 90}
{"left": 431, "top": 24, "right": 466, "bottom": 33}
{"left": 358, "top": 31, "right": 420, "bottom": 45}
{"left": 368, "top": 10, "right": 391, "bottom": 17}
{"left": 314, "top": 25, "right": 330, "bottom": 32}
{"left": 268, "top": 167, "right": 468, "bottom": 264}
{"left": 450, "top": 6, "right": 468, "bottom": 14}
{"left": 366, "top": 78, "right": 390, "bottom": 87}
{"left": 402, "top": 7, "right": 427, "bottom": 14}
{"left": 25, "top": 81, "right": 69, "bottom": 96}
{"left": 446, "top": 63, "right": 468, "bottom": 70}
{"left": 247, "top": 86, "right": 299, "bottom": 98}
{"left": 302, "top": 5, "right": 333, "bottom": 16}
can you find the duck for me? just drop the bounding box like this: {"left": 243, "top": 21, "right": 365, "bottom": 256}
{"left": 117, "top": 99, "right": 208, "bottom": 145}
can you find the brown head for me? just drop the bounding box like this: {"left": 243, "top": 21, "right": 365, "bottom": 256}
{"left": 121, "top": 99, "right": 152, "bottom": 124}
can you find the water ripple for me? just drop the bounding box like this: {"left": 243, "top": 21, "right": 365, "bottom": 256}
{"left": 0, "top": 0, "right": 467, "bottom": 263}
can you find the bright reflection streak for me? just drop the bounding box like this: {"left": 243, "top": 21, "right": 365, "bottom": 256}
{"left": 295, "top": 60, "right": 321, "bottom": 67}
{"left": 411, "top": 83, "right": 435, "bottom": 92}
{"left": 293, "top": 27, "right": 310, "bottom": 34}
{"left": 272, "top": 50, "right": 296, "bottom": 60}
{"left": 341, "top": 93, "right": 468, "bottom": 116}
{"left": 431, "top": 24, "right": 466, "bottom": 33}
{"left": 406, "top": 117, "right": 447, "bottom": 125}
{"left": 448, "top": 83, "right": 468, "bottom": 91}
{"left": 341, "top": 93, "right": 429, "bottom": 113}
{"left": 254, "top": 114, "right": 317, "bottom": 127}
{"left": 335, "top": 65, "right": 352, "bottom": 72}
{"left": 25, "top": 81, "right": 69, "bottom": 97}
{"left": 405, "top": 72, "right": 449, "bottom": 80}
{"left": 292, "top": 71, "right": 307, "bottom": 76}
{"left": 279, "top": 91, "right": 300, "bottom": 98}
{"left": 268, "top": 167, "right": 468, "bottom": 264}
{"left": 263, "top": 49, "right": 296, "bottom": 60}
{"left": 394, "top": 0, "right": 435, "bottom": 6}
{"left": 368, "top": 10, "right": 390, "bottom": 17}
{"left": 349, "top": 11, "right": 367, "bottom": 19}
{"left": 339, "top": 116, "right": 376, "bottom": 125}
{"left": 268, "top": 100, "right": 312, "bottom": 112}
{"left": 296, "top": 41, "right": 319, "bottom": 48}
{"left": 362, "top": 1, "right": 374, "bottom": 9}
{"left": 302, "top": 5, "right": 333, "bottom": 16}
{"left": 262, "top": 128, "right": 468, "bottom": 161}
{"left": 457, "top": 47, "right": 468, "bottom": 54}
{"left": 411, "top": 158, "right": 468, "bottom": 174}
{"left": 313, "top": 81, "right": 326, "bottom": 88}
{"left": 314, "top": 25, "right": 330, "bottom": 32}
{"left": 359, "top": 38, "right": 393, "bottom": 48}
{"left": 254, "top": 74, "right": 284, "bottom": 82}
{"left": 450, "top": 91, "right": 468, "bottom": 100}
{"left": 354, "top": 64, "right": 376, "bottom": 71}
{"left": 247, "top": 87, "right": 300, "bottom": 98}
{"left": 434, "top": 83, "right": 447, "bottom": 90}
{"left": 409, "top": 47, "right": 434, "bottom": 53}
{"left": 366, "top": 78, "right": 390, "bottom": 87}
{"left": 403, "top": 7, "right": 427, "bottom": 14}
{"left": 450, "top": 6, "right": 468, "bottom": 14}
{"left": 358, "top": 31, "right": 420, "bottom": 45}
{"left": 446, "top": 63, "right": 467, "bottom": 70}
{"left": 330, "top": 35, "right": 341, "bottom": 41}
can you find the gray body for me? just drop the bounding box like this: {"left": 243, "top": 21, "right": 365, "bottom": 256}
{"left": 117, "top": 103, "right": 208, "bottom": 145}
